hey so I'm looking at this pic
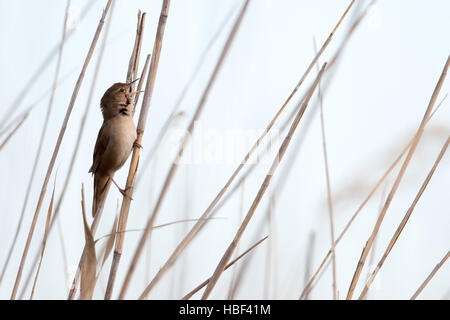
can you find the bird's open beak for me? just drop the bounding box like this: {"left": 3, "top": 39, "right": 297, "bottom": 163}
{"left": 128, "top": 78, "right": 140, "bottom": 85}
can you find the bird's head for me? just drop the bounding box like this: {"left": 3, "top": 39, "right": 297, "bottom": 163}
{"left": 100, "top": 80, "right": 139, "bottom": 119}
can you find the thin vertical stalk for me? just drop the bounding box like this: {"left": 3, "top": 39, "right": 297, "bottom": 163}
{"left": 314, "top": 38, "right": 337, "bottom": 300}
{"left": 104, "top": 0, "right": 171, "bottom": 300}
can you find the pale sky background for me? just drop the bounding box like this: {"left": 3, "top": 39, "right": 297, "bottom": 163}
{"left": 0, "top": 0, "right": 449, "bottom": 300}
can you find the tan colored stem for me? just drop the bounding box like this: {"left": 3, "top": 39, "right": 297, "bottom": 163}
{"left": 314, "top": 37, "right": 338, "bottom": 300}
{"left": 410, "top": 250, "right": 450, "bottom": 300}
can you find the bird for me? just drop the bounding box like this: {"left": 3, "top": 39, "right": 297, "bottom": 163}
{"left": 89, "top": 81, "right": 140, "bottom": 217}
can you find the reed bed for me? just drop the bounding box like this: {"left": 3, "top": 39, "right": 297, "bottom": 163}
{"left": 0, "top": 0, "right": 448, "bottom": 301}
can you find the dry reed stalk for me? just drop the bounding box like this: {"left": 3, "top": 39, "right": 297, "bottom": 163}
{"left": 314, "top": 37, "right": 337, "bottom": 300}
{"left": 201, "top": 63, "right": 327, "bottom": 299}
{"left": 67, "top": 185, "right": 110, "bottom": 299}
{"left": 346, "top": 55, "right": 449, "bottom": 300}
{"left": 133, "top": 54, "right": 151, "bottom": 116}
{"left": 227, "top": 183, "right": 246, "bottom": 299}
{"left": 362, "top": 182, "right": 388, "bottom": 300}
{"left": 131, "top": 1, "right": 355, "bottom": 300}
{"left": 181, "top": 236, "right": 268, "bottom": 300}
{"left": 134, "top": 2, "right": 239, "bottom": 189}
{"left": 262, "top": 192, "right": 275, "bottom": 300}
{"left": 0, "top": 0, "right": 98, "bottom": 131}
{"left": 0, "top": 113, "right": 28, "bottom": 152}
{"left": 119, "top": 0, "right": 250, "bottom": 300}
{"left": 79, "top": 185, "right": 98, "bottom": 300}
{"left": 299, "top": 87, "right": 449, "bottom": 300}
{"left": 0, "top": 1, "right": 71, "bottom": 285}
{"left": 127, "top": 11, "right": 144, "bottom": 84}
{"left": 29, "top": 179, "right": 56, "bottom": 299}
{"left": 359, "top": 135, "right": 450, "bottom": 299}
{"left": 10, "top": 0, "right": 113, "bottom": 300}
{"left": 229, "top": 189, "right": 276, "bottom": 300}
{"left": 104, "top": 0, "right": 171, "bottom": 300}
{"left": 410, "top": 250, "right": 450, "bottom": 300}
{"left": 97, "top": 215, "right": 118, "bottom": 274}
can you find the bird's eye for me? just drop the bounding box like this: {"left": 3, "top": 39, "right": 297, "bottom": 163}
{"left": 120, "top": 88, "right": 125, "bottom": 92}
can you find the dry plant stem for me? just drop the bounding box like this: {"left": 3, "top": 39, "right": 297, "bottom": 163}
{"left": 9, "top": 0, "right": 113, "bottom": 300}
{"left": 201, "top": 63, "right": 327, "bottom": 300}
{"left": 410, "top": 250, "right": 450, "bottom": 300}
{"left": 346, "top": 55, "right": 449, "bottom": 300}
{"left": 132, "top": 1, "right": 354, "bottom": 300}
{"left": 121, "top": 0, "right": 250, "bottom": 300}
{"left": 228, "top": 184, "right": 246, "bottom": 299}
{"left": 314, "top": 38, "right": 337, "bottom": 300}
{"left": 0, "top": 0, "right": 97, "bottom": 131}
{"left": 67, "top": 183, "right": 110, "bottom": 299}
{"left": 104, "top": 0, "right": 171, "bottom": 300}
{"left": 29, "top": 180, "right": 55, "bottom": 299}
{"left": 299, "top": 99, "right": 446, "bottom": 300}
{"left": 133, "top": 54, "right": 151, "bottom": 116}
{"left": 229, "top": 190, "right": 276, "bottom": 299}
{"left": 127, "top": 11, "right": 142, "bottom": 83}
{"left": 0, "top": 1, "right": 70, "bottom": 284}
{"left": 128, "top": 11, "right": 145, "bottom": 86}
{"left": 134, "top": 2, "right": 239, "bottom": 188}
{"left": 359, "top": 136, "right": 450, "bottom": 299}
{"left": 181, "top": 236, "right": 268, "bottom": 300}
{"left": 0, "top": 113, "right": 28, "bottom": 152}
{"left": 79, "top": 185, "right": 97, "bottom": 300}
{"left": 262, "top": 193, "right": 274, "bottom": 299}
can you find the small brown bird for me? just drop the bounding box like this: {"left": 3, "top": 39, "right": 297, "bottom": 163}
{"left": 89, "top": 82, "right": 139, "bottom": 217}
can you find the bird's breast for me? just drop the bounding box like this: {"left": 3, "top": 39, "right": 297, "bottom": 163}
{"left": 102, "top": 116, "right": 137, "bottom": 174}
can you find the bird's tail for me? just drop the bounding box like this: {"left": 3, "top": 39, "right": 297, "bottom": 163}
{"left": 92, "top": 174, "right": 111, "bottom": 217}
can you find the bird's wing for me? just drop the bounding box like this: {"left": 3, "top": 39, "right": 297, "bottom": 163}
{"left": 89, "top": 123, "right": 109, "bottom": 174}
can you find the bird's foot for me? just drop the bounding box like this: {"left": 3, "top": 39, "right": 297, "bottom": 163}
{"left": 109, "top": 176, "right": 133, "bottom": 200}
{"left": 118, "top": 186, "right": 134, "bottom": 200}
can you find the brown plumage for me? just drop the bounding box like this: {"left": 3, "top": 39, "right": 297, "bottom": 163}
{"left": 89, "top": 82, "right": 138, "bottom": 217}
